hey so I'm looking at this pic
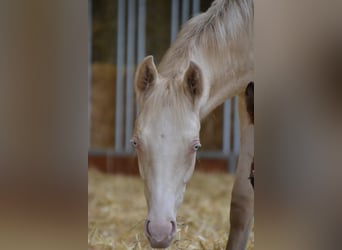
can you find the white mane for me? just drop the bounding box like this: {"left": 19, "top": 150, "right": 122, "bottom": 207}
{"left": 153, "top": 0, "right": 254, "bottom": 119}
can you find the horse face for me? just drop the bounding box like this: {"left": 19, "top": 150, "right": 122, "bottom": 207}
{"left": 133, "top": 56, "right": 204, "bottom": 248}
{"left": 133, "top": 105, "right": 200, "bottom": 248}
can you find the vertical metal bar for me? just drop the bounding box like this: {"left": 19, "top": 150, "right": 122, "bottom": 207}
{"left": 233, "top": 97, "right": 240, "bottom": 153}
{"left": 229, "top": 96, "right": 240, "bottom": 172}
{"left": 136, "top": 0, "right": 146, "bottom": 116}
{"left": 137, "top": 0, "right": 146, "bottom": 64}
{"left": 222, "top": 100, "right": 231, "bottom": 154}
{"left": 192, "top": 0, "right": 200, "bottom": 15}
{"left": 181, "top": 0, "right": 190, "bottom": 24}
{"left": 125, "top": 0, "right": 136, "bottom": 152}
{"left": 171, "top": 0, "right": 179, "bottom": 42}
{"left": 88, "top": 0, "right": 92, "bottom": 148}
{"left": 115, "top": 0, "right": 125, "bottom": 152}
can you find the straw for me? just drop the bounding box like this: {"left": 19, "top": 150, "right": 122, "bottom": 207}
{"left": 88, "top": 168, "right": 254, "bottom": 249}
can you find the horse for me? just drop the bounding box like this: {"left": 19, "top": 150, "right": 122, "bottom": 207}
{"left": 132, "top": 0, "right": 254, "bottom": 248}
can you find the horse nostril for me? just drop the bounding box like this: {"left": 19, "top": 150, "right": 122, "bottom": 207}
{"left": 170, "top": 220, "right": 176, "bottom": 235}
{"left": 145, "top": 220, "right": 151, "bottom": 236}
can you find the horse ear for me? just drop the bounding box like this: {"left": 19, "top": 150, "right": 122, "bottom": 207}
{"left": 135, "top": 55, "right": 158, "bottom": 104}
{"left": 184, "top": 61, "right": 203, "bottom": 105}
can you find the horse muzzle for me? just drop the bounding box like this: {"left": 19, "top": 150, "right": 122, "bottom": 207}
{"left": 145, "top": 218, "right": 177, "bottom": 248}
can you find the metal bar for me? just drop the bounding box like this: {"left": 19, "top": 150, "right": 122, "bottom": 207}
{"left": 89, "top": 148, "right": 135, "bottom": 157}
{"left": 198, "top": 151, "right": 230, "bottom": 159}
{"left": 125, "top": 0, "right": 136, "bottom": 152}
{"left": 137, "top": 0, "right": 146, "bottom": 63}
{"left": 136, "top": 0, "right": 146, "bottom": 116}
{"left": 181, "top": 0, "right": 190, "bottom": 24}
{"left": 88, "top": 0, "right": 92, "bottom": 148}
{"left": 115, "top": 0, "right": 126, "bottom": 152}
{"left": 229, "top": 96, "right": 240, "bottom": 172}
{"left": 222, "top": 100, "right": 231, "bottom": 154}
{"left": 170, "top": 0, "right": 179, "bottom": 42}
{"left": 89, "top": 148, "right": 229, "bottom": 159}
{"left": 192, "top": 0, "right": 200, "bottom": 15}
{"left": 233, "top": 97, "right": 240, "bottom": 154}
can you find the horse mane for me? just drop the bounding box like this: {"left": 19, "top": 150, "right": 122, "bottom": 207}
{"left": 139, "top": 0, "right": 253, "bottom": 120}
{"left": 158, "top": 0, "right": 253, "bottom": 78}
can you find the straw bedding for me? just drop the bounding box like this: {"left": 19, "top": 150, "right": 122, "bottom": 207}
{"left": 88, "top": 168, "right": 254, "bottom": 250}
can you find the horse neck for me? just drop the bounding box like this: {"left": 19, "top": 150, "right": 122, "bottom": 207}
{"left": 158, "top": 0, "right": 254, "bottom": 119}
{"left": 197, "top": 41, "right": 253, "bottom": 120}
{"left": 158, "top": 40, "right": 253, "bottom": 120}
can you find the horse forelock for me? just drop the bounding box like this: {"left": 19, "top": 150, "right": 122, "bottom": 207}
{"left": 138, "top": 78, "right": 195, "bottom": 125}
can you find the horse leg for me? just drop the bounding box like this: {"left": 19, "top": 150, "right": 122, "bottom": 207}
{"left": 226, "top": 93, "right": 254, "bottom": 250}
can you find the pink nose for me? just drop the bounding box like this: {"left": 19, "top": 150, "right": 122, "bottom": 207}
{"left": 145, "top": 219, "right": 176, "bottom": 248}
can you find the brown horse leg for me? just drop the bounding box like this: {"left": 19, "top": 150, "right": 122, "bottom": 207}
{"left": 226, "top": 92, "right": 254, "bottom": 250}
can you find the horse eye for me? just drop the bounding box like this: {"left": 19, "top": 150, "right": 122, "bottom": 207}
{"left": 193, "top": 143, "right": 201, "bottom": 151}
{"left": 130, "top": 138, "right": 138, "bottom": 148}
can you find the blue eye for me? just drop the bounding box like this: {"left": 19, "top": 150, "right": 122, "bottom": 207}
{"left": 130, "top": 138, "right": 138, "bottom": 148}
{"left": 193, "top": 143, "right": 201, "bottom": 151}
